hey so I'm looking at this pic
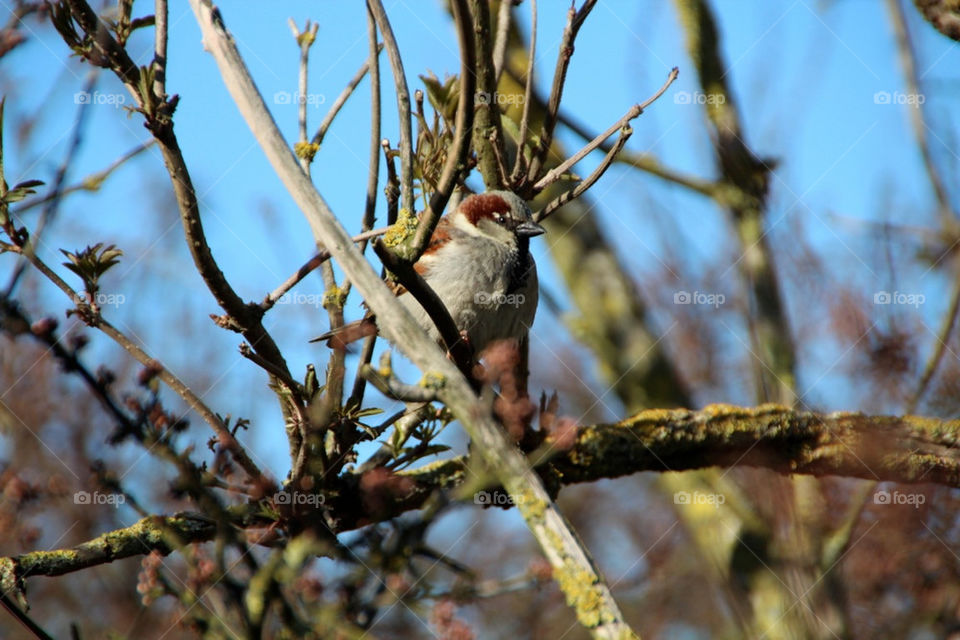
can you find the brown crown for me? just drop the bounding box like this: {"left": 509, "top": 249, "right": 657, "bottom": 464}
{"left": 458, "top": 193, "right": 512, "bottom": 226}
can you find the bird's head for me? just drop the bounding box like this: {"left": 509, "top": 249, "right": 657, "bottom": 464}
{"left": 450, "top": 190, "right": 545, "bottom": 245}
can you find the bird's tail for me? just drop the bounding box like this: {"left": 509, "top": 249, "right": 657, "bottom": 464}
{"left": 309, "top": 317, "right": 378, "bottom": 349}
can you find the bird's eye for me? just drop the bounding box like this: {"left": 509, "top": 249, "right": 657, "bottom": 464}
{"left": 495, "top": 214, "right": 505, "bottom": 224}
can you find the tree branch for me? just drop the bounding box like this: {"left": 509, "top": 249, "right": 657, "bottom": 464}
{"left": 367, "top": 0, "right": 414, "bottom": 215}
{"left": 7, "top": 404, "right": 960, "bottom": 588}
{"left": 532, "top": 67, "right": 678, "bottom": 194}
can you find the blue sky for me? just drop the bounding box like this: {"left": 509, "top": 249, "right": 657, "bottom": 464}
{"left": 2, "top": 0, "right": 959, "bottom": 476}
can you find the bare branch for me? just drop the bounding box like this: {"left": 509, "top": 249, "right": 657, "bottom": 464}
{"left": 311, "top": 43, "right": 383, "bottom": 148}
{"left": 470, "top": 0, "right": 509, "bottom": 189}
{"left": 153, "top": 0, "right": 167, "bottom": 97}
{"left": 525, "top": 0, "right": 598, "bottom": 185}
{"left": 260, "top": 226, "right": 390, "bottom": 312}
{"left": 15, "top": 141, "right": 155, "bottom": 213}
{"left": 510, "top": 0, "right": 536, "bottom": 183}
{"left": 367, "top": 0, "right": 414, "bottom": 214}
{"left": 887, "top": 0, "right": 953, "bottom": 224}
{"left": 407, "top": 0, "right": 475, "bottom": 259}
{"left": 535, "top": 123, "right": 632, "bottom": 222}
{"left": 533, "top": 66, "right": 678, "bottom": 194}
{"left": 492, "top": 0, "right": 512, "bottom": 80}
{"left": 4, "top": 244, "right": 272, "bottom": 487}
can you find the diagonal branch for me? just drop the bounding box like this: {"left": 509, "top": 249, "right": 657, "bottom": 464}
{"left": 407, "top": 0, "right": 475, "bottom": 260}
{"left": 367, "top": 0, "right": 415, "bottom": 215}
{"left": 188, "top": 2, "right": 636, "bottom": 636}
{"left": 532, "top": 67, "right": 678, "bottom": 194}
{"left": 525, "top": 0, "right": 598, "bottom": 185}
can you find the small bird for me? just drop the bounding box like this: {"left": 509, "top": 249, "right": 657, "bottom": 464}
{"left": 314, "top": 190, "right": 544, "bottom": 355}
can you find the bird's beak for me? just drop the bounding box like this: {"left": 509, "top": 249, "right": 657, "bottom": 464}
{"left": 515, "top": 220, "right": 546, "bottom": 237}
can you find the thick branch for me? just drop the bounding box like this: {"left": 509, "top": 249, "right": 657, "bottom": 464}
{"left": 0, "top": 514, "right": 217, "bottom": 606}
{"left": 8, "top": 404, "right": 960, "bottom": 587}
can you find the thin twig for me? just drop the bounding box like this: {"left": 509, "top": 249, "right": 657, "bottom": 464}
{"left": 367, "top": 0, "right": 414, "bottom": 215}
{"left": 360, "top": 363, "right": 441, "bottom": 403}
{"left": 239, "top": 343, "right": 301, "bottom": 393}
{"left": 15, "top": 141, "right": 155, "bottom": 213}
{"left": 507, "top": 65, "right": 716, "bottom": 197}
{"left": 5, "top": 244, "right": 272, "bottom": 487}
{"left": 0, "top": 594, "right": 56, "bottom": 640}
{"left": 311, "top": 43, "right": 383, "bottom": 147}
{"left": 492, "top": 0, "right": 512, "bottom": 81}
{"left": 347, "top": 6, "right": 385, "bottom": 409}
{"left": 381, "top": 138, "right": 400, "bottom": 224}
{"left": 511, "top": 0, "right": 536, "bottom": 183}
{"left": 261, "top": 226, "right": 391, "bottom": 311}
{"left": 407, "top": 0, "right": 475, "bottom": 259}
{"left": 908, "top": 274, "right": 960, "bottom": 413}
{"left": 289, "top": 19, "right": 318, "bottom": 172}
{"left": 525, "top": 0, "right": 598, "bottom": 186}
{"left": 57, "top": 0, "right": 295, "bottom": 387}
{"left": 535, "top": 123, "right": 633, "bottom": 223}
{"left": 153, "top": 0, "right": 167, "bottom": 97}
{"left": 5, "top": 71, "right": 96, "bottom": 297}
{"left": 887, "top": 0, "right": 952, "bottom": 225}
{"left": 533, "top": 66, "right": 678, "bottom": 193}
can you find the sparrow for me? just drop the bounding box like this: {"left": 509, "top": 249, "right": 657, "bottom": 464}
{"left": 314, "top": 190, "right": 544, "bottom": 355}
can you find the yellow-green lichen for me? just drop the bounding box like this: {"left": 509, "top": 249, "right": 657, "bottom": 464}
{"left": 516, "top": 489, "right": 546, "bottom": 520}
{"left": 382, "top": 209, "right": 418, "bottom": 248}
{"left": 294, "top": 141, "right": 320, "bottom": 163}
{"left": 620, "top": 407, "right": 692, "bottom": 428}
{"left": 323, "top": 285, "right": 347, "bottom": 310}
{"left": 553, "top": 562, "right": 608, "bottom": 629}
{"left": 419, "top": 372, "right": 446, "bottom": 390}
